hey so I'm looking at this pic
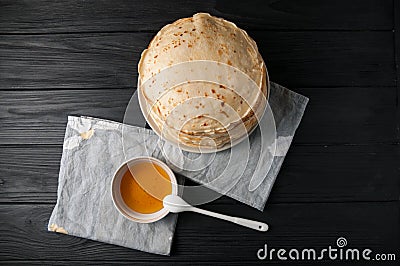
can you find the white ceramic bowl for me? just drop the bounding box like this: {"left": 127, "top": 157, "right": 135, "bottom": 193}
{"left": 111, "top": 157, "right": 178, "bottom": 223}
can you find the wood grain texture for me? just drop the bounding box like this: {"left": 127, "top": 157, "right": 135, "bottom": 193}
{"left": 0, "top": 87, "right": 397, "bottom": 145}
{"left": 0, "top": 202, "right": 398, "bottom": 263}
{"left": 0, "top": 31, "right": 395, "bottom": 89}
{"left": 0, "top": 0, "right": 399, "bottom": 264}
{"left": 0, "top": 144, "right": 398, "bottom": 203}
{"left": 0, "top": 0, "right": 393, "bottom": 33}
{"left": 0, "top": 89, "right": 133, "bottom": 145}
{"left": 394, "top": 0, "right": 400, "bottom": 141}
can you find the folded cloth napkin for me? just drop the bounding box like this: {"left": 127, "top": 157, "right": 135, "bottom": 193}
{"left": 48, "top": 82, "right": 308, "bottom": 254}
{"left": 48, "top": 116, "right": 184, "bottom": 255}
{"left": 125, "top": 82, "right": 309, "bottom": 210}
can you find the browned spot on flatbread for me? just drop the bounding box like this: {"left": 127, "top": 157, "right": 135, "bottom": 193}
{"left": 220, "top": 111, "right": 229, "bottom": 118}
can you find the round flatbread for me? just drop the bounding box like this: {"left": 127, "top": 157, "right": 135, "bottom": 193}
{"left": 138, "top": 13, "right": 268, "bottom": 149}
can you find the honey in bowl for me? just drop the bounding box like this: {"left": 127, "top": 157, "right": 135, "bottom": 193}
{"left": 120, "top": 161, "right": 172, "bottom": 214}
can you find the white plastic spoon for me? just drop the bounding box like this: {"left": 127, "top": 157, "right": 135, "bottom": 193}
{"left": 163, "top": 194, "right": 268, "bottom": 232}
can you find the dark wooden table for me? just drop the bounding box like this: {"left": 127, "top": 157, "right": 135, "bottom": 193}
{"left": 0, "top": 1, "right": 399, "bottom": 265}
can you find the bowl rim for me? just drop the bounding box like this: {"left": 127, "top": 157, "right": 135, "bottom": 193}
{"left": 110, "top": 156, "right": 178, "bottom": 223}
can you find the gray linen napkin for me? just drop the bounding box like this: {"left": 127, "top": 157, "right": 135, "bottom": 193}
{"left": 48, "top": 82, "right": 308, "bottom": 254}
{"left": 48, "top": 116, "right": 183, "bottom": 255}
{"left": 125, "top": 82, "right": 309, "bottom": 210}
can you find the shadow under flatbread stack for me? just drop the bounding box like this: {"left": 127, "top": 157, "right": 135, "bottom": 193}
{"left": 138, "top": 13, "right": 269, "bottom": 152}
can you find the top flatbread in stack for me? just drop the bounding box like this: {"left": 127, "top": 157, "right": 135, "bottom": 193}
{"left": 138, "top": 13, "right": 268, "bottom": 150}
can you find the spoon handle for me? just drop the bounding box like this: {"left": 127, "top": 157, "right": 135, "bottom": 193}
{"left": 191, "top": 207, "right": 268, "bottom": 232}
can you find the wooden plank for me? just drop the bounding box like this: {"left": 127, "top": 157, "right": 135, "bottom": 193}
{"left": 0, "top": 262, "right": 395, "bottom": 266}
{"left": 296, "top": 87, "right": 397, "bottom": 144}
{"left": 1, "top": 144, "right": 398, "bottom": 203}
{"left": 0, "top": 32, "right": 395, "bottom": 89}
{"left": 0, "top": 87, "right": 396, "bottom": 145}
{"left": 0, "top": 202, "right": 397, "bottom": 263}
{"left": 0, "top": 33, "right": 150, "bottom": 90}
{"left": 255, "top": 31, "right": 395, "bottom": 88}
{"left": 0, "top": 0, "right": 393, "bottom": 33}
{"left": 394, "top": 0, "right": 400, "bottom": 141}
{"left": 0, "top": 89, "right": 133, "bottom": 145}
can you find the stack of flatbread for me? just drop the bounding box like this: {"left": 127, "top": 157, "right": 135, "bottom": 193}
{"left": 138, "top": 13, "right": 269, "bottom": 152}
